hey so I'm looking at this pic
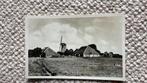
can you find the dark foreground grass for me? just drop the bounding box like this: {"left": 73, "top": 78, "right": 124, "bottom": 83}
{"left": 29, "top": 57, "right": 122, "bottom": 77}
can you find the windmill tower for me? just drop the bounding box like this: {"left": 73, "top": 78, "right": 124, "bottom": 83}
{"left": 59, "top": 36, "right": 66, "bottom": 52}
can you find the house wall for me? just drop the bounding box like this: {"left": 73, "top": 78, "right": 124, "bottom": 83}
{"left": 83, "top": 54, "right": 100, "bottom": 57}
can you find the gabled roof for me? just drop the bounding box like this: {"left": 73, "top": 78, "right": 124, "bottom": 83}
{"left": 74, "top": 45, "right": 100, "bottom": 56}
{"left": 83, "top": 46, "right": 99, "bottom": 55}
{"left": 43, "top": 47, "right": 59, "bottom": 57}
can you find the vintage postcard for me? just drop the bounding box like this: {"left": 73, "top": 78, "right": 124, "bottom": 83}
{"left": 25, "top": 14, "right": 125, "bottom": 81}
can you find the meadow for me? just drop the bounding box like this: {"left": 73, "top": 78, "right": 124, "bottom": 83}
{"left": 29, "top": 57, "right": 122, "bottom": 77}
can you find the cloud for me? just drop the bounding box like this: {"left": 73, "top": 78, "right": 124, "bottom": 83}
{"left": 29, "top": 22, "right": 89, "bottom": 51}
{"left": 28, "top": 16, "right": 123, "bottom": 54}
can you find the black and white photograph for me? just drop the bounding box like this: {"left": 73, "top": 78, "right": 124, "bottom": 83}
{"left": 25, "top": 14, "right": 125, "bottom": 80}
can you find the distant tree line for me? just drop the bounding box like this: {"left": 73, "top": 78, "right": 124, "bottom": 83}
{"left": 101, "top": 52, "right": 122, "bottom": 58}
{"left": 29, "top": 44, "right": 122, "bottom": 58}
{"left": 57, "top": 49, "right": 74, "bottom": 56}
{"left": 57, "top": 44, "right": 122, "bottom": 58}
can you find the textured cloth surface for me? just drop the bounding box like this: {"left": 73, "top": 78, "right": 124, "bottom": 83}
{"left": 0, "top": 0, "right": 147, "bottom": 83}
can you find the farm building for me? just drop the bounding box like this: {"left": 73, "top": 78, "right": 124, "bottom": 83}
{"left": 74, "top": 45, "right": 100, "bottom": 57}
{"left": 42, "top": 47, "right": 60, "bottom": 58}
{"left": 83, "top": 46, "right": 100, "bottom": 57}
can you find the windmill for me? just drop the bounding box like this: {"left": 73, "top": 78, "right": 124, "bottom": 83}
{"left": 59, "top": 35, "right": 66, "bottom": 52}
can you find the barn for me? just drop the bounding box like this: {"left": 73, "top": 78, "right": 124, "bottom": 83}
{"left": 83, "top": 46, "right": 100, "bottom": 57}
{"left": 74, "top": 45, "right": 100, "bottom": 57}
{"left": 42, "top": 47, "right": 59, "bottom": 58}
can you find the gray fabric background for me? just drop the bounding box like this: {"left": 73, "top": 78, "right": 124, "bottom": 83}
{"left": 0, "top": 0, "right": 147, "bottom": 83}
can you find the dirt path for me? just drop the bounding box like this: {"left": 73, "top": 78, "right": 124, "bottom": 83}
{"left": 36, "top": 59, "right": 57, "bottom": 76}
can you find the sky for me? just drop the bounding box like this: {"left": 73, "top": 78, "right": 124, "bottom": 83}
{"left": 26, "top": 16, "right": 124, "bottom": 54}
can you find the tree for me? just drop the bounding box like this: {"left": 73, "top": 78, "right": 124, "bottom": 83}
{"left": 68, "top": 49, "right": 74, "bottom": 55}
{"left": 88, "top": 44, "right": 97, "bottom": 50}
{"left": 64, "top": 49, "right": 74, "bottom": 56}
{"left": 33, "top": 47, "right": 42, "bottom": 57}
{"left": 28, "top": 49, "right": 34, "bottom": 57}
{"left": 113, "top": 54, "right": 122, "bottom": 58}
{"left": 88, "top": 44, "right": 101, "bottom": 55}
{"left": 41, "top": 52, "right": 46, "bottom": 58}
{"left": 57, "top": 51, "right": 64, "bottom": 55}
{"left": 103, "top": 51, "right": 109, "bottom": 57}
{"left": 28, "top": 47, "right": 42, "bottom": 57}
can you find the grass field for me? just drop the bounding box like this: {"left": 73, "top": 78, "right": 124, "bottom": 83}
{"left": 29, "top": 57, "right": 122, "bottom": 77}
